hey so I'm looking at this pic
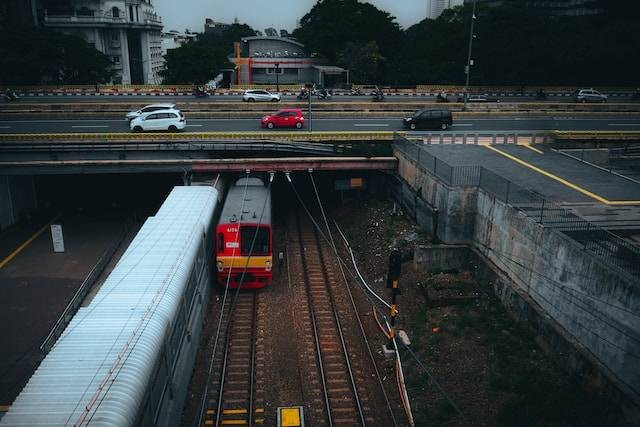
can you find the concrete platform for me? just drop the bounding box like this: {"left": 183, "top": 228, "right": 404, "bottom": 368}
{"left": 420, "top": 144, "right": 640, "bottom": 231}
{"left": 0, "top": 214, "right": 126, "bottom": 406}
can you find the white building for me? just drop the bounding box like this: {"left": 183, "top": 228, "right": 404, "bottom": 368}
{"left": 161, "top": 30, "right": 197, "bottom": 57}
{"left": 40, "top": 0, "right": 163, "bottom": 84}
{"left": 427, "top": 0, "right": 465, "bottom": 19}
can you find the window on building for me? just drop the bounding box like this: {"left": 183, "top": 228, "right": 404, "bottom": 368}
{"left": 112, "top": 7, "right": 119, "bottom": 18}
{"left": 265, "top": 67, "right": 284, "bottom": 75}
{"left": 129, "top": 5, "right": 134, "bottom": 21}
{"left": 111, "top": 33, "right": 118, "bottom": 41}
{"left": 112, "top": 56, "right": 120, "bottom": 64}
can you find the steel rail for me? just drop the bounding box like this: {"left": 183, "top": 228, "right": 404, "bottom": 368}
{"left": 296, "top": 207, "right": 367, "bottom": 426}
{"left": 214, "top": 292, "right": 258, "bottom": 427}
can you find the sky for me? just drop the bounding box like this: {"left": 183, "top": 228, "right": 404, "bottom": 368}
{"left": 154, "top": 0, "right": 428, "bottom": 33}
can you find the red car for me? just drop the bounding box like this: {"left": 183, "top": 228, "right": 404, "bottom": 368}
{"left": 261, "top": 108, "right": 305, "bottom": 129}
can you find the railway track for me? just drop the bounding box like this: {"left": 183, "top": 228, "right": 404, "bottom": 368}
{"left": 203, "top": 291, "right": 265, "bottom": 426}
{"left": 293, "top": 209, "right": 371, "bottom": 426}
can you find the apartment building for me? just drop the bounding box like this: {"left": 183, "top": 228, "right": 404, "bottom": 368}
{"left": 40, "top": 0, "right": 164, "bottom": 84}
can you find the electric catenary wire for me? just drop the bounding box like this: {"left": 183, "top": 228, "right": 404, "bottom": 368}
{"left": 196, "top": 172, "right": 252, "bottom": 427}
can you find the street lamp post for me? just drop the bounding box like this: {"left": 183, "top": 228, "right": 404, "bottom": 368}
{"left": 274, "top": 62, "right": 280, "bottom": 92}
{"left": 463, "top": 0, "right": 477, "bottom": 110}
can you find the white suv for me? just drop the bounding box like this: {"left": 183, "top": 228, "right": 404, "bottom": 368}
{"left": 575, "top": 89, "right": 607, "bottom": 103}
{"left": 130, "top": 109, "right": 185, "bottom": 132}
{"left": 126, "top": 103, "right": 177, "bottom": 122}
{"left": 242, "top": 89, "right": 280, "bottom": 102}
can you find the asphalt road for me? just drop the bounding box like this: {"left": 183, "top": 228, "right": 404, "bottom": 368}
{"left": 1, "top": 116, "right": 639, "bottom": 134}
{"left": 5, "top": 94, "right": 640, "bottom": 104}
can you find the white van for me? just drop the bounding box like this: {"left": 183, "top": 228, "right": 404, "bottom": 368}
{"left": 130, "top": 109, "right": 186, "bottom": 132}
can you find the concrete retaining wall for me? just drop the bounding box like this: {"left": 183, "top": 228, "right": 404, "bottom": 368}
{"left": 0, "top": 175, "right": 37, "bottom": 232}
{"left": 394, "top": 147, "right": 640, "bottom": 422}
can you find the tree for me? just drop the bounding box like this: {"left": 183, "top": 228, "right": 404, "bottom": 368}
{"left": 0, "top": 24, "right": 112, "bottom": 85}
{"left": 161, "top": 23, "right": 256, "bottom": 84}
{"left": 337, "top": 41, "right": 383, "bottom": 84}
{"left": 292, "top": 0, "right": 404, "bottom": 84}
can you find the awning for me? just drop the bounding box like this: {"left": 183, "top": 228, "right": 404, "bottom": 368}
{"left": 312, "top": 65, "right": 347, "bottom": 75}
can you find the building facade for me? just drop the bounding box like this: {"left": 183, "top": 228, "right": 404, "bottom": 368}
{"left": 229, "top": 36, "right": 347, "bottom": 87}
{"left": 427, "top": 0, "right": 464, "bottom": 19}
{"left": 465, "top": 0, "right": 602, "bottom": 16}
{"left": 204, "top": 18, "right": 230, "bottom": 35}
{"left": 39, "top": 0, "right": 163, "bottom": 84}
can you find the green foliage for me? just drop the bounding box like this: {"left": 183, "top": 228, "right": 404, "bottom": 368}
{"left": 336, "top": 41, "right": 383, "bottom": 84}
{"left": 0, "top": 25, "right": 113, "bottom": 84}
{"left": 292, "top": 0, "right": 639, "bottom": 85}
{"left": 400, "top": 1, "right": 640, "bottom": 85}
{"left": 160, "top": 23, "right": 256, "bottom": 84}
{"left": 292, "top": 0, "right": 404, "bottom": 84}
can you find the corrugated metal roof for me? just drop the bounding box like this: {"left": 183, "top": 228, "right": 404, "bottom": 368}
{"left": 219, "top": 178, "right": 271, "bottom": 226}
{"left": 1, "top": 186, "right": 218, "bottom": 426}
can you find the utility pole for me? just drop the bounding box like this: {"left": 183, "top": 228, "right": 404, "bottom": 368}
{"left": 385, "top": 249, "right": 402, "bottom": 353}
{"left": 463, "top": 0, "right": 477, "bottom": 110}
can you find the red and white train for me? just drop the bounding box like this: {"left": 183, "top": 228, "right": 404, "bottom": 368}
{"left": 216, "top": 177, "right": 272, "bottom": 288}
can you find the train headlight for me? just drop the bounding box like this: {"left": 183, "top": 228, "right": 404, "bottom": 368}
{"left": 265, "top": 260, "right": 272, "bottom": 271}
{"left": 217, "top": 261, "right": 224, "bottom": 272}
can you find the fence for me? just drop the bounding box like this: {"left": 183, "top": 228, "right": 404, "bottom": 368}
{"left": 393, "top": 134, "right": 640, "bottom": 279}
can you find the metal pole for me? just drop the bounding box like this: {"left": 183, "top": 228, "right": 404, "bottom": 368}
{"left": 275, "top": 63, "right": 280, "bottom": 92}
{"left": 308, "top": 88, "right": 312, "bottom": 132}
{"left": 463, "top": 0, "right": 477, "bottom": 110}
{"left": 385, "top": 250, "right": 402, "bottom": 352}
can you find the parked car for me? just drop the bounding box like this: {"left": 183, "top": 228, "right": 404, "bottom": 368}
{"left": 126, "top": 103, "right": 176, "bottom": 122}
{"left": 457, "top": 94, "right": 500, "bottom": 103}
{"left": 403, "top": 109, "right": 453, "bottom": 130}
{"left": 261, "top": 109, "right": 304, "bottom": 129}
{"left": 130, "top": 109, "right": 185, "bottom": 132}
{"left": 574, "top": 89, "right": 607, "bottom": 103}
{"left": 242, "top": 89, "right": 281, "bottom": 102}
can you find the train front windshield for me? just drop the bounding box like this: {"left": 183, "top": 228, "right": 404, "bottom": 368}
{"left": 240, "top": 226, "right": 270, "bottom": 255}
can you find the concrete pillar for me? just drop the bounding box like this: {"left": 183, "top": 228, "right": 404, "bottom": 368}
{"left": 120, "top": 29, "right": 131, "bottom": 84}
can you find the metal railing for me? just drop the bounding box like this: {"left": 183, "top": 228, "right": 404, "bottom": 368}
{"left": 394, "top": 134, "right": 640, "bottom": 279}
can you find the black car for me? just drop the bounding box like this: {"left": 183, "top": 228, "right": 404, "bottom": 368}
{"left": 403, "top": 109, "right": 452, "bottom": 130}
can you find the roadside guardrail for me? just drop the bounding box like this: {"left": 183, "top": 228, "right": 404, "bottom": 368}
{"left": 1, "top": 130, "right": 639, "bottom": 145}
{"left": 0, "top": 131, "right": 404, "bottom": 143}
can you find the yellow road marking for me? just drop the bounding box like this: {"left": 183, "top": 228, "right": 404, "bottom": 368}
{"left": 524, "top": 144, "right": 544, "bottom": 154}
{"left": 223, "top": 409, "right": 248, "bottom": 415}
{"left": 484, "top": 145, "right": 640, "bottom": 205}
{"left": 0, "top": 216, "right": 59, "bottom": 270}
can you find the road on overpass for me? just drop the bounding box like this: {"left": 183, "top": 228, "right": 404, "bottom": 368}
{"left": 1, "top": 116, "right": 639, "bottom": 134}
{"left": 7, "top": 94, "right": 640, "bottom": 104}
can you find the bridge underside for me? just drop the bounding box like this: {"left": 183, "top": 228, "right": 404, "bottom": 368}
{"left": 0, "top": 157, "right": 397, "bottom": 175}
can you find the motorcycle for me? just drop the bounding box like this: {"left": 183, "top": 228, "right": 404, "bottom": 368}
{"left": 350, "top": 88, "right": 362, "bottom": 96}
{"left": 4, "top": 90, "right": 19, "bottom": 102}
{"left": 296, "top": 89, "right": 310, "bottom": 100}
{"left": 316, "top": 88, "right": 332, "bottom": 100}
{"left": 372, "top": 90, "right": 385, "bottom": 102}
{"left": 436, "top": 92, "right": 449, "bottom": 103}
{"left": 535, "top": 89, "right": 548, "bottom": 101}
{"left": 194, "top": 87, "right": 208, "bottom": 98}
